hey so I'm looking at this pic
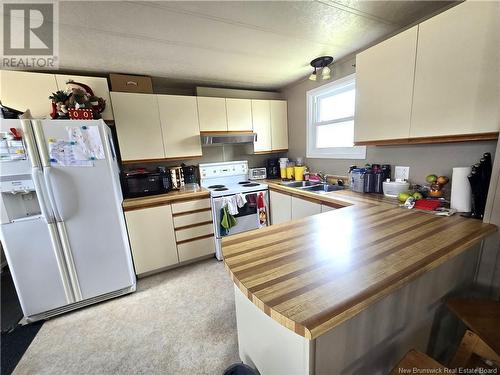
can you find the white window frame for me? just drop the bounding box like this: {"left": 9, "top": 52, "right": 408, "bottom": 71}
{"left": 306, "top": 73, "right": 366, "bottom": 159}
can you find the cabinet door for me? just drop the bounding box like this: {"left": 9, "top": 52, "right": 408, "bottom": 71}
{"left": 110, "top": 92, "right": 165, "bottom": 161}
{"left": 157, "top": 95, "right": 202, "bottom": 159}
{"left": 0, "top": 70, "right": 57, "bottom": 118}
{"left": 291, "top": 196, "right": 321, "bottom": 220}
{"left": 354, "top": 26, "right": 418, "bottom": 142}
{"left": 226, "top": 98, "right": 253, "bottom": 131}
{"left": 197, "top": 97, "right": 228, "bottom": 132}
{"left": 251, "top": 100, "right": 272, "bottom": 153}
{"left": 55, "top": 75, "right": 113, "bottom": 120}
{"left": 411, "top": 2, "right": 500, "bottom": 137}
{"left": 321, "top": 204, "right": 336, "bottom": 213}
{"left": 270, "top": 190, "right": 291, "bottom": 225}
{"left": 270, "top": 100, "right": 288, "bottom": 150}
{"left": 125, "top": 205, "right": 178, "bottom": 275}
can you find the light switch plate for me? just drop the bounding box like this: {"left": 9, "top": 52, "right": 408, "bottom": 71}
{"left": 395, "top": 166, "right": 410, "bottom": 181}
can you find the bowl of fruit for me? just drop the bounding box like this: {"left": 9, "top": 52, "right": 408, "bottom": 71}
{"left": 425, "top": 174, "right": 449, "bottom": 198}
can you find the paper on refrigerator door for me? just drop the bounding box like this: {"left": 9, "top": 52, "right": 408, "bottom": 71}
{"left": 48, "top": 139, "right": 93, "bottom": 167}
{"left": 67, "top": 126, "right": 105, "bottom": 160}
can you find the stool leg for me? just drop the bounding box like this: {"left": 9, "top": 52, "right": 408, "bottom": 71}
{"left": 450, "top": 330, "right": 500, "bottom": 368}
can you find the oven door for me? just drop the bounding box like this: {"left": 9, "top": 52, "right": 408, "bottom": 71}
{"left": 212, "top": 190, "right": 268, "bottom": 238}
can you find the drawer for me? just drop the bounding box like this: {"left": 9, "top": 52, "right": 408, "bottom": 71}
{"left": 175, "top": 223, "right": 213, "bottom": 242}
{"left": 177, "top": 236, "right": 215, "bottom": 262}
{"left": 171, "top": 198, "right": 211, "bottom": 214}
{"left": 173, "top": 209, "right": 212, "bottom": 228}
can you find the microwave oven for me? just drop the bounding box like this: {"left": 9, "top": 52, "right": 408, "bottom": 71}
{"left": 122, "top": 168, "right": 171, "bottom": 198}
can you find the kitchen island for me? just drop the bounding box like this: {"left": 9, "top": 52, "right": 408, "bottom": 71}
{"left": 222, "top": 181, "right": 496, "bottom": 375}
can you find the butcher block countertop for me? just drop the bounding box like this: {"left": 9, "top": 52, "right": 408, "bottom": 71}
{"left": 222, "top": 180, "right": 496, "bottom": 340}
{"left": 122, "top": 187, "right": 210, "bottom": 211}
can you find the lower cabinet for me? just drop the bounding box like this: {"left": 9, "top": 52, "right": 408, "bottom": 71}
{"left": 321, "top": 204, "right": 336, "bottom": 213}
{"left": 124, "top": 197, "right": 215, "bottom": 276}
{"left": 291, "top": 196, "right": 321, "bottom": 220}
{"left": 124, "top": 204, "right": 179, "bottom": 275}
{"left": 270, "top": 190, "right": 292, "bottom": 225}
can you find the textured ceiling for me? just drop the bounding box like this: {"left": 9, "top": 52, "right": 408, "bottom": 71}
{"left": 53, "top": 1, "right": 454, "bottom": 89}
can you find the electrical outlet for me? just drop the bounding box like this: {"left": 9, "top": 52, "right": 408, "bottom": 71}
{"left": 395, "top": 166, "right": 410, "bottom": 181}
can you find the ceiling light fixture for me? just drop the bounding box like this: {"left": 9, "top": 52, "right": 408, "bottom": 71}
{"left": 309, "top": 56, "right": 333, "bottom": 81}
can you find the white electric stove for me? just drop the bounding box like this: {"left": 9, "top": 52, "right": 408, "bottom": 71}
{"left": 199, "top": 161, "right": 269, "bottom": 260}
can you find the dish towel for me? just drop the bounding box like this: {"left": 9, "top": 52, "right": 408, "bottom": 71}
{"left": 222, "top": 196, "right": 239, "bottom": 215}
{"left": 236, "top": 193, "right": 246, "bottom": 208}
{"left": 220, "top": 205, "right": 237, "bottom": 236}
{"left": 257, "top": 192, "right": 267, "bottom": 227}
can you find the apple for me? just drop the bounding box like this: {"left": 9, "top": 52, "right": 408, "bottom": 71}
{"left": 426, "top": 174, "right": 438, "bottom": 184}
{"left": 398, "top": 192, "right": 411, "bottom": 203}
{"left": 412, "top": 192, "right": 423, "bottom": 200}
{"left": 437, "top": 176, "right": 449, "bottom": 185}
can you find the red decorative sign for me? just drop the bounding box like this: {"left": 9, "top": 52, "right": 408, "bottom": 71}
{"left": 68, "top": 108, "right": 94, "bottom": 120}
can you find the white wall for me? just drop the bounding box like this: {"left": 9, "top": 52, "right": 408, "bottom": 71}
{"left": 281, "top": 57, "right": 497, "bottom": 185}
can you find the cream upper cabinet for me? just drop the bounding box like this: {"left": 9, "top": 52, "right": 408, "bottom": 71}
{"left": 125, "top": 205, "right": 179, "bottom": 275}
{"left": 110, "top": 92, "right": 165, "bottom": 161}
{"left": 410, "top": 1, "right": 500, "bottom": 137}
{"left": 270, "top": 190, "right": 291, "bottom": 225}
{"left": 291, "top": 196, "right": 321, "bottom": 220}
{"left": 270, "top": 100, "right": 288, "bottom": 150}
{"left": 55, "top": 74, "right": 113, "bottom": 120}
{"left": 251, "top": 100, "right": 272, "bottom": 153}
{"left": 354, "top": 26, "right": 418, "bottom": 143}
{"left": 197, "top": 96, "right": 228, "bottom": 132}
{"left": 157, "top": 95, "right": 202, "bottom": 159}
{"left": 0, "top": 70, "right": 57, "bottom": 118}
{"left": 226, "top": 98, "right": 253, "bottom": 131}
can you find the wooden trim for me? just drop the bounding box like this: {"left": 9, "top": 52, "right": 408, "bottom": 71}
{"left": 123, "top": 201, "right": 170, "bottom": 212}
{"left": 174, "top": 220, "right": 213, "bottom": 231}
{"left": 171, "top": 207, "right": 211, "bottom": 217}
{"left": 121, "top": 155, "right": 203, "bottom": 164}
{"left": 321, "top": 201, "right": 344, "bottom": 209}
{"left": 200, "top": 130, "right": 254, "bottom": 134}
{"left": 176, "top": 233, "right": 214, "bottom": 245}
{"left": 254, "top": 148, "right": 288, "bottom": 154}
{"left": 354, "top": 132, "right": 499, "bottom": 146}
{"left": 269, "top": 185, "right": 347, "bottom": 207}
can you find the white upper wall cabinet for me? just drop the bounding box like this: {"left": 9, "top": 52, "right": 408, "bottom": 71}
{"left": 197, "top": 96, "right": 228, "bottom": 132}
{"left": 55, "top": 74, "right": 114, "bottom": 120}
{"left": 354, "top": 26, "right": 418, "bottom": 143}
{"left": 111, "top": 92, "right": 165, "bottom": 161}
{"left": 226, "top": 98, "right": 253, "bottom": 131}
{"left": 0, "top": 70, "right": 58, "bottom": 118}
{"left": 410, "top": 1, "right": 500, "bottom": 137}
{"left": 270, "top": 100, "right": 288, "bottom": 150}
{"left": 157, "top": 95, "right": 202, "bottom": 159}
{"left": 251, "top": 100, "right": 272, "bottom": 153}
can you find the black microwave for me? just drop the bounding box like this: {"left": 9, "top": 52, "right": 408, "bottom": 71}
{"left": 122, "top": 168, "right": 171, "bottom": 198}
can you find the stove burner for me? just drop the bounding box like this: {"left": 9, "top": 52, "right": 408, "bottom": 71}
{"left": 238, "top": 181, "right": 251, "bottom": 184}
{"left": 208, "top": 185, "right": 225, "bottom": 189}
{"left": 214, "top": 187, "right": 229, "bottom": 191}
{"left": 242, "top": 183, "right": 260, "bottom": 187}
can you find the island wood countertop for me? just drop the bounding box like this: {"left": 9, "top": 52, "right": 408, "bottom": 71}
{"left": 122, "top": 187, "right": 210, "bottom": 211}
{"left": 222, "top": 180, "right": 497, "bottom": 339}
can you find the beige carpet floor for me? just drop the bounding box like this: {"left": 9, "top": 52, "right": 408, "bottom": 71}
{"left": 13, "top": 258, "right": 240, "bottom": 375}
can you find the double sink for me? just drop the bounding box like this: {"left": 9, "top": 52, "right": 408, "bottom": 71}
{"left": 279, "top": 180, "right": 344, "bottom": 194}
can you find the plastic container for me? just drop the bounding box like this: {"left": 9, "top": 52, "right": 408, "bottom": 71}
{"left": 351, "top": 169, "right": 365, "bottom": 193}
{"left": 382, "top": 181, "right": 410, "bottom": 198}
{"left": 286, "top": 165, "right": 295, "bottom": 180}
{"left": 279, "top": 158, "right": 288, "bottom": 179}
{"left": 294, "top": 166, "right": 306, "bottom": 181}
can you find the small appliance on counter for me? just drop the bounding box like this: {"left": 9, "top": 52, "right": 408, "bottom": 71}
{"left": 181, "top": 164, "right": 198, "bottom": 184}
{"left": 250, "top": 167, "right": 267, "bottom": 180}
{"left": 122, "top": 167, "right": 172, "bottom": 198}
{"left": 266, "top": 158, "right": 280, "bottom": 179}
{"left": 170, "top": 166, "right": 185, "bottom": 190}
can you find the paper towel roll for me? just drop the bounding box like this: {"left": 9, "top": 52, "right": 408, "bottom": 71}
{"left": 450, "top": 167, "right": 472, "bottom": 212}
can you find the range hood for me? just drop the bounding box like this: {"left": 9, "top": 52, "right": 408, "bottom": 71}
{"left": 200, "top": 132, "right": 257, "bottom": 145}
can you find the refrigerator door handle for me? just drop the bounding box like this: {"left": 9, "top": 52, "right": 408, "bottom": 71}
{"left": 57, "top": 222, "right": 83, "bottom": 301}
{"left": 32, "top": 166, "right": 55, "bottom": 224}
{"left": 43, "top": 166, "right": 64, "bottom": 222}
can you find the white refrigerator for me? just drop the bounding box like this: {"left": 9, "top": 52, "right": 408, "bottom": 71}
{"left": 0, "top": 119, "right": 136, "bottom": 322}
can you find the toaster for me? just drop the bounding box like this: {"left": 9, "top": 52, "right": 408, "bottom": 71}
{"left": 249, "top": 167, "right": 267, "bottom": 180}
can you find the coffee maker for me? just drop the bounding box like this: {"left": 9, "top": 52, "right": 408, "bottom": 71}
{"left": 266, "top": 158, "right": 280, "bottom": 179}
{"left": 181, "top": 164, "right": 198, "bottom": 184}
